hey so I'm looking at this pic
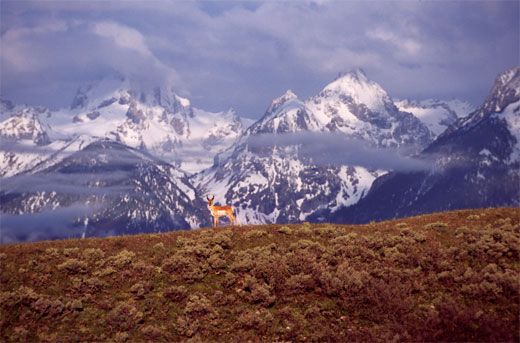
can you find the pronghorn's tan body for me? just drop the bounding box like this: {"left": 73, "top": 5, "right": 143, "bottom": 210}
{"left": 207, "top": 196, "right": 237, "bottom": 227}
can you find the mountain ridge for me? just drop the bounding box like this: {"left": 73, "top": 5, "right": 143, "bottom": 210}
{"left": 1, "top": 140, "right": 209, "bottom": 243}
{"left": 324, "top": 66, "right": 520, "bottom": 224}
{"left": 196, "top": 69, "right": 433, "bottom": 225}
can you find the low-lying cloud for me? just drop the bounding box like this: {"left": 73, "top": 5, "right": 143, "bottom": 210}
{"left": 1, "top": 171, "right": 133, "bottom": 195}
{"left": 246, "top": 132, "right": 433, "bottom": 171}
{"left": 0, "top": 204, "right": 95, "bottom": 244}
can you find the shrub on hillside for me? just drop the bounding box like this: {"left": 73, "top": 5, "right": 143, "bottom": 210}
{"left": 237, "top": 308, "right": 273, "bottom": 332}
{"left": 95, "top": 266, "right": 116, "bottom": 277}
{"left": 82, "top": 248, "right": 105, "bottom": 261}
{"left": 177, "top": 294, "right": 217, "bottom": 337}
{"left": 163, "top": 285, "right": 187, "bottom": 302}
{"left": 424, "top": 222, "right": 448, "bottom": 230}
{"left": 162, "top": 252, "right": 207, "bottom": 282}
{"left": 63, "top": 248, "right": 80, "bottom": 257}
{"left": 245, "top": 229, "right": 268, "bottom": 239}
{"left": 285, "top": 273, "right": 315, "bottom": 293}
{"left": 278, "top": 226, "right": 292, "bottom": 235}
{"left": 107, "top": 301, "right": 144, "bottom": 331}
{"left": 238, "top": 275, "right": 276, "bottom": 306}
{"left": 107, "top": 250, "right": 136, "bottom": 268}
{"left": 57, "top": 259, "right": 88, "bottom": 274}
{"left": 141, "top": 324, "right": 166, "bottom": 340}
{"left": 31, "top": 297, "right": 64, "bottom": 317}
{"left": 130, "top": 281, "right": 153, "bottom": 299}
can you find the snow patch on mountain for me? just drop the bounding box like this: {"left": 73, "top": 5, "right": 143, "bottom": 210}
{"left": 454, "top": 67, "right": 520, "bottom": 132}
{"left": 37, "top": 76, "right": 249, "bottom": 174}
{"left": 1, "top": 140, "right": 210, "bottom": 241}
{"left": 322, "top": 69, "right": 388, "bottom": 113}
{"left": 197, "top": 69, "right": 426, "bottom": 224}
{"left": 395, "top": 99, "right": 474, "bottom": 137}
{"left": 0, "top": 102, "right": 56, "bottom": 177}
{"left": 306, "top": 69, "right": 432, "bottom": 150}
{"left": 326, "top": 67, "right": 520, "bottom": 224}
{"left": 496, "top": 99, "right": 520, "bottom": 163}
{"left": 0, "top": 104, "right": 52, "bottom": 145}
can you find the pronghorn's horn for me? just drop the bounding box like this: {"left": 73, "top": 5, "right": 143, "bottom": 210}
{"left": 210, "top": 195, "right": 215, "bottom": 201}
{"left": 206, "top": 195, "right": 211, "bottom": 201}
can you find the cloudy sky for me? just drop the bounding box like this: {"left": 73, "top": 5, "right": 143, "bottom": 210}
{"left": 1, "top": 0, "right": 518, "bottom": 118}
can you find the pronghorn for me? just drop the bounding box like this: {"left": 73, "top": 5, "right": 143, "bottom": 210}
{"left": 206, "top": 195, "right": 237, "bottom": 227}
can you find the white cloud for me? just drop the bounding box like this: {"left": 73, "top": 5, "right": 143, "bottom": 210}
{"left": 367, "top": 29, "right": 421, "bottom": 55}
{"left": 1, "top": 21, "right": 70, "bottom": 71}
{"left": 0, "top": 1, "right": 518, "bottom": 114}
{"left": 92, "top": 21, "right": 152, "bottom": 57}
{"left": 0, "top": 17, "right": 183, "bottom": 104}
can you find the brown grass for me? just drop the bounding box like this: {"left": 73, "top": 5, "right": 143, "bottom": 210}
{"left": 0, "top": 207, "right": 518, "bottom": 342}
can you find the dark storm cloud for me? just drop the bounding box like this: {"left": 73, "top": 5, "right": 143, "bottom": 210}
{"left": 246, "top": 132, "right": 432, "bottom": 172}
{"left": 0, "top": 1, "right": 518, "bottom": 116}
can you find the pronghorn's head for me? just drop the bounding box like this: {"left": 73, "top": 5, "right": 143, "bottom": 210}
{"left": 206, "top": 195, "right": 215, "bottom": 206}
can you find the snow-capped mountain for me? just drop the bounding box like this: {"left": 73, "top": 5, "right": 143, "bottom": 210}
{"left": 3, "top": 66, "right": 516, "bottom": 241}
{"left": 0, "top": 76, "right": 250, "bottom": 241}
{"left": 0, "top": 101, "right": 57, "bottom": 177}
{"left": 395, "top": 98, "right": 474, "bottom": 137}
{"left": 43, "top": 76, "right": 249, "bottom": 174}
{"left": 306, "top": 69, "right": 433, "bottom": 150}
{"left": 1, "top": 140, "right": 210, "bottom": 242}
{"left": 0, "top": 101, "right": 51, "bottom": 145}
{"left": 246, "top": 89, "right": 321, "bottom": 135}
{"left": 196, "top": 69, "right": 433, "bottom": 224}
{"left": 325, "top": 66, "right": 520, "bottom": 223}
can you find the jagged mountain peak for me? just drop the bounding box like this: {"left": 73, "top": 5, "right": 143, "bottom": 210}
{"left": 247, "top": 89, "right": 316, "bottom": 135}
{"left": 281, "top": 89, "right": 298, "bottom": 99}
{"left": 497, "top": 66, "right": 520, "bottom": 91}
{"left": 0, "top": 102, "right": 52, "bottom": 146}
{"left": 480, "top": 66, "right": 519, "bottom": 113}
{"left": 483, "top": 66, "right": 520, "bottom": 111}
{"left": 70, "top": 76, "right": 126, "bottom": 110}
{"left": 335, "top": 68, "right": 368, "bottom": 82}
{"left": 265, "top": 89, "right": 300, "bottom": 115}
{"left": 36, "top": 76, "right": 248, "bottom": 174}
{"left": 320, "top": 68, "right": 390, "bottom": 114}
{"left": 440, "top": 66, "right": 520, "bottom": 137}
{"left": 198, "top": 69, "right": 435, "bottom": 226}
{"left": 329, "top": 67, "right": 520, "bottom": 225}
{"left": 69, "top": 75, "right": 192, "bottom": 117}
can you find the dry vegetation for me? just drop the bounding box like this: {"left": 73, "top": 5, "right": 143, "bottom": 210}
{"left": 0, "top": 207, "right": 519, "bottom": 342}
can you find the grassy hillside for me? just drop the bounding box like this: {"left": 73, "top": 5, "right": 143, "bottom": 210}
{"left": 0, "top": 208, "right": 518, "bottom": 342}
